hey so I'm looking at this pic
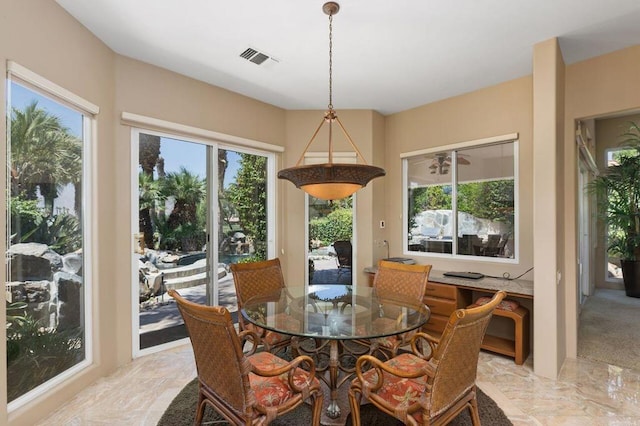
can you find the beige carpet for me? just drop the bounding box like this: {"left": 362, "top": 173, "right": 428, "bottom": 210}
{"left": 578, "top": 289, "right": 640, "bottom": 371}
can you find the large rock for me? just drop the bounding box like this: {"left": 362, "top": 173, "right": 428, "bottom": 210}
{"left": 62, "top": 252, "right": 83, "bottom": 276}
{"left": 7, "top": 243, "right": 63, "bottom": 281}
{"left": 55, "top": 271, "right": 83, "bottom": 330}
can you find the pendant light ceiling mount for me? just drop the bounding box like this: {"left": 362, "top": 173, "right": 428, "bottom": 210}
{"left": 277, "top": 1, "right": 386, "bottom": 201}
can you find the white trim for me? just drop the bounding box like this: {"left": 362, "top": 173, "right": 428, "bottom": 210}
{"left": 121, "top": 112, "right": 284, "bottom": 153}
{"left": 400, "top": 133, "right": 519, "bottom": 159}
{"left": 7, "top": 61, "right": 99, "bottom": 115}
{"left": 130, "top": 128, "right": 141, "bottom": 357}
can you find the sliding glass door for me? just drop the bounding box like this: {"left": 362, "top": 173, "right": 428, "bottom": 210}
{"left": 133, "top": 130, "right": 274, "bottom": 353}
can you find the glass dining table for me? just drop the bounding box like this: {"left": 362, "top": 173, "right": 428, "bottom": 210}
{"left": 242, "top": 284, "right": 431, "bottom": 420}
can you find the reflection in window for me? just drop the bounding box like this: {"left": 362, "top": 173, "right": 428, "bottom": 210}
{"left": 405, "top": 140, "right": 517, "bottom": 259}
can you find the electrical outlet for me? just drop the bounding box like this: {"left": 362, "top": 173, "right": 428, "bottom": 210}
{"left": 379, "top": 220, "right": 385, "bottom": 228}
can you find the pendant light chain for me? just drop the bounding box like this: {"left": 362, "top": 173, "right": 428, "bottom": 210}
{"left": 328, "top": 13, "right": 333, "bottom": 110}
{"left": 277, "top": 2, "right": 386, "bottom": 200}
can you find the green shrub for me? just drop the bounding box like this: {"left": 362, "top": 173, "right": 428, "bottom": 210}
{"left": 309, "top": 207, "right": 352, "bottom": 245}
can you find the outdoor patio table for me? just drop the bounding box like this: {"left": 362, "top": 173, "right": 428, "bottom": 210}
{"left": 242, "top": 284, "right": 430, "bottom": 420}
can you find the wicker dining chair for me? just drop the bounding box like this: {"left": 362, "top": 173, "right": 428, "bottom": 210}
{"left": 348, "top": 290, "right": 507, "bottom": 426}
{"left": 230, "top": 258, "right": 293, "bottom": 354}
{"left": 169, "top": 289, "right": 323, "bottom": 426}
{"left": 369, "top": 260, "right": 432, "bottom": 358}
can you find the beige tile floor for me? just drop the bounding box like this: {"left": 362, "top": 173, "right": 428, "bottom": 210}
{"left": 37, "top": 343, "right": 640, "bottom": 426}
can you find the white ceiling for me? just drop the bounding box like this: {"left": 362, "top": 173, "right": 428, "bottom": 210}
{"left": 55, "top": 0, "right": 640, "bottom": 115}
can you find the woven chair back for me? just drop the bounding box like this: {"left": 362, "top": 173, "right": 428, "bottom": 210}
{"left": 169, "top": 289, "right": 253, "bottom": 416}
{"left": 230, "top": 258, "right": 285, "bottom": 308}
{"left": 428, "top": 290, "right": 506, "bottom": 417}
{"left": 373, "top": 260, "right": 432, "bottom": 305}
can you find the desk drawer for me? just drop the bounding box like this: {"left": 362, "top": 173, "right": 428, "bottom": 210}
{"left": 425, "top": 296, "right": 457, "bottom": 317}
{"left": 425, "top": 282, "right": 457, "bottom": 299}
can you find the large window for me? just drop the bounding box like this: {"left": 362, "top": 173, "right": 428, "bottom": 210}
{"left": 403, "top": 138, "right": 517, "bottom": 260}
{"left": 6, "top": 65, "right": 96, "bottom": 406}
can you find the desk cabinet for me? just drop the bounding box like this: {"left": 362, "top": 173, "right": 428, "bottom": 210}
{"left": 423, "top": 281, "right": 471, "bottom": 334}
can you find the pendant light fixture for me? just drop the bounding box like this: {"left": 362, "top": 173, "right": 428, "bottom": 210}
{"left": 277, "top": 2, "right": 385, "bottom": 200}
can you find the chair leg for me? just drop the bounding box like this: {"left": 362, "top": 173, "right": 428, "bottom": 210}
{"left": 348, "top": 386, "right": 363, "bottom": 426}
{"left": 311, "top": 391, "right": 324, "bottom": 426}
{"left": 469, "top": 394, "right": 481, "bottom": 426}
{"left": 194, "top": 393, "right": 206, "bottom": 426}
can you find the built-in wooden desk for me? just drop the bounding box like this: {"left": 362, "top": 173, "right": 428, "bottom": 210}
{"left": 364, "top": 267, "right": 533, "bottom": 364}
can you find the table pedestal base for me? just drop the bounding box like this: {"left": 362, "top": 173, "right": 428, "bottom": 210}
{"left": 293, "top": 337, "right": 369, "bottom": 425}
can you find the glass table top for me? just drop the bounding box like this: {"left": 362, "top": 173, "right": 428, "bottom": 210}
{"left": 242, "top": 284, "right": 430, "bottom": 340}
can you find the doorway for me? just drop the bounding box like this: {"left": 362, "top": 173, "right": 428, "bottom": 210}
{"left": 576, "top": 114, "right": 640, "bottom": 371}
{"left": 131, "top": 128, "right": 276, "bottom": 355}
{"left": 307, "top": 195, "right": 355, "bottom": 286}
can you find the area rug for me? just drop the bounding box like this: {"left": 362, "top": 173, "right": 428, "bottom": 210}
{"left": 578, "top": 289, "right": 640, "bottom": 371}
{"left": 158, "top": 378, "right": 512, "bottom": 426}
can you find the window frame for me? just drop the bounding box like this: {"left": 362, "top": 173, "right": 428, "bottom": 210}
{"left": 128, "top": 120, "right": 279, "bottom": 357}
{"left": 6, "top": 62, "right": 97, "bottom": 411}
{"left": 401, "top": 134, "right": 519, "bottom": 263}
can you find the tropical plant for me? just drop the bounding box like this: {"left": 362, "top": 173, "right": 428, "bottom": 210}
{"left": 10, "top": 101, "right": 81, "bottom": 213}
{"left": 162, "top": 167, "right": 205, "bottom": 229}
{"left": 9, "top": 196, "right": 81, "bottom": 253}
{"left": 589, "top": 148, "right": 640, "bottom": 261}
{"left": 139, "top": 172, "right": 163, "bottom": 248}
{"left": 6, "top": 304, "right": 84, "bottom": 402}
{"left": 226, "top": 154, "right": 268, "bottom": 259}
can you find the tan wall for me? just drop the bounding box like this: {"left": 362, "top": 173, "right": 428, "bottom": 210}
{"left": 563, "top": 45, "right": 640, "bottom": 358}
{"left": 384, "top": 77, "right": 534, "bottom": 277}
{"left": 113, "top": 56, "right": 287, "bottom": 365}
{"left": 0, "top": 1, "right": 116, "bottom": 424}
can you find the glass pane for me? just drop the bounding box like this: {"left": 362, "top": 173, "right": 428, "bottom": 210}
{"left": 407, "top": 152, "right": 453, "bottom": 254}
{"left": 604, "top": 148, "right": 638, "bottom": 280}
{"left": 7, "top": 81, "right": 86, "bottom": 402}
{"left": 218, "top": 149, "right": 269, "bottom": 305}
{"left": 308, "top": 196, "right": 353, "bottom": 285}
{"left": 456, "top": 142, "right": 515, "bottom": 258}
{"left": 137, "top": 135, "right": 208, "bottom": 349}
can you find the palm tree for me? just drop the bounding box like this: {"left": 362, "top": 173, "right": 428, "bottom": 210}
{"left": 139, "top": 133, "right": 161, "bottom": 178}
{"left": 139, "top": 172, "right": 163, "bottom": 248}
{"left": 162, "top": 167, "right": 205, "bottom": 232}
{"left": 10, "top": 101, "right": 81, "bottom": 213}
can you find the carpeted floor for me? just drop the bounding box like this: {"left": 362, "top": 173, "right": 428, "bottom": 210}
{"left": 158, "top": 378, "right": 512, "bottom": 426}
{"left": 578, "top": 289, "right": 640, "bottom": 370}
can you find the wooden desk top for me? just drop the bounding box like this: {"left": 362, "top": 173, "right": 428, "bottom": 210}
{"left": 364, "top": 267, "right": 533, "bottom": 299}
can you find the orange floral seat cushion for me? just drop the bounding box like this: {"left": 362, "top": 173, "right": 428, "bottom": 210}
{"left": 248, "top": 351, "right": 320, "bottom": 407}
{"left": 353, "top": 353, "right": 430, "bottom": 423}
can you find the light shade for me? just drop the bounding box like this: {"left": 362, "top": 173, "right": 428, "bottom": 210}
{"left": 278, "top": 163, "right": 385, "bottom": 200}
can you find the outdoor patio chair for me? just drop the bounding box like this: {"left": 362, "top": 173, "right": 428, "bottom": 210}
{"left": 230, "top": 258, "right": 294, "bottom": 354}
{"left": 348, "top": 290, "right": 506, "bottom": 426}
{"left": 168, "top": 289, "right": 323, "bottom": 426}
{"left": 332, "top": 240, "right": 352, "bottom": 274}
{"left": 368, "top": 260, "right": 432, "bottom": 358}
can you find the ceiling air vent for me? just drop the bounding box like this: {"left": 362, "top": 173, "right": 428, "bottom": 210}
{"left": 239, "top": 47, "right": 272, "bottom": 65}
